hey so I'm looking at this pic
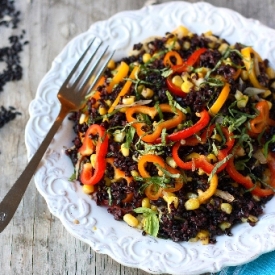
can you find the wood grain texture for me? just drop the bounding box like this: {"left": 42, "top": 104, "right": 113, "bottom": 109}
{"left": 0, "top": 0, "right": 274, "bottom": 274}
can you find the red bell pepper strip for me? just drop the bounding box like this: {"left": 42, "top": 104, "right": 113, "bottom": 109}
{"left": 156, "top": 109, "right": 210, "bottom": 143}
{"left": 165, "top": 48, "right": 207, "bottom": 98}
{"left": 171, "top": 48, "right": 207, "bottom": 73}
{"left": 172, "top": 125, "right": 235, "bottom": 174}
{"left": 79, "top": 124, "right": 109, "bottom": 185}
{"left": 226, "top": 152, "right": 275, "bottom": 197}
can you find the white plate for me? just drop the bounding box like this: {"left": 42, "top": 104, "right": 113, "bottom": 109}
{"left": 25, "top": 2, "right": 275, "bottom": 274}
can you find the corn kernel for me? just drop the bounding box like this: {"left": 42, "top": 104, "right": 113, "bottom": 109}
{"left": 218, "top": 43, "right": 229, "bottom": 54}
{"left": 107, "top": 59, "right": 116, "bottom": 70}
{"left": 98, "top": 106, "right": 107, "bottom": 115}
{"left": 207, "top": 153, "right": 218, "bottom": 163}
{"left": 105, "top": 99, "right": 112, "bottom": 107}
{"left": 130, "top": 170, "right": 139, "bottom": 177}
{"left": 122, "top": 96, "right": 135, "bottom": 105}
{"left": 248, "top": 215, "right": 258, "bottom": 223}
{"left": 151, "top": 205, "right": 158, "bottom": 211}
{"left": 266, "top": 100, "right": 272, "bottom": 110}
{"left": 262, "top": 90, "right": 272, "bottom": 98}
{"left": 113, "top": 130, "right": 125, "bottom": 142}
{"left": 90, "top": 154, "right": 97, "bottom": 168}
{"left": 211, "top": 134, "right": 222, "bottom": 142}
{"left": 123, "top": 214, "right": 139, "bottom": 227}
{"left": 163, "top": 192, "right": 179, "bottom": 212}
{"left": 79, "top": 113, "right": 87, "bottom": 124}
{"left": 185, "top": 152, "right": 200, "bottom": 161}
{"left": 196, "top": 230, "right": 209, "bottom": 245}
{"left": 172, "top": 75, "right": 184, "bottom": 87}
{"left": 121, "top": 143, "right": 130, "bottom": 157}
{"left": 141, "top": 197, "right": 151, "bottom": 208}
{"left": 183, "top": 41, "right": 191, "bottom": 50}
{"left": 142, "top": 53, "right": 152, "bottom": 63}
{"left": 82, "top": 184, "right": 95, "bottom": 194}
{"left": 181, "top": 80, "right": 194, "bottom": 93}
{"left": 141, "top": 88, "right": 154, "bottom": 99}
{"left": 220, "top": 203, "right": 232, "bottom": 214}
{"left": 173, "top": 26, "right": 190, "bottom": 38}
{"left": 198, "top": 168, "right": 205, "bottom": 175}
{"left": 266, "top": 67, "right": 275, "bottom": 79}
{"left": 166, "top": 156, "right": 177, "bottom": 168}
{"left": 185, "top": 198, "right": 200, "bottom": 210}
{"left": 219, "top": 221, "right": 231, "bottom": 231}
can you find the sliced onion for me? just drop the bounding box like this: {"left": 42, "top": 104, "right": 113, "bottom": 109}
{"left": 253, "top": 149, "right": 267, "bottom": 164}
{"left": 243, "top": 87, "right": 266, "bottom": 96}
{"left": 214, "top": 189, "right": 234, "bottom": 202}
{"left": 114, "top": 99, "right": 152, "bottom": 109}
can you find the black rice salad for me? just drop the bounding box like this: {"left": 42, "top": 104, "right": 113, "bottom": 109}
{"left": 0, "top": 0, "right": 27, "bottom": 129}
{"left": 65, "top": 26, "right": 275, "bottom": 244}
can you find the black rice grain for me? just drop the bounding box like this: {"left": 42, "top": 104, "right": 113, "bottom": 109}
{"left": 0, "top": 105, "right": 21, "bottom": 128}
{"left": 0, "top": 0, "right": 28, "bottom": 130}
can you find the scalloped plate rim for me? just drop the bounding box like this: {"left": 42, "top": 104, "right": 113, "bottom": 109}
{"left": 25, "top": 2, "right": 275, "bottom": 274}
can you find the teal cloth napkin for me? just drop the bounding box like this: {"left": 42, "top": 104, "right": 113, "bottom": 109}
{"left": 215, "top": 250, "right": 275, "bottom": 275}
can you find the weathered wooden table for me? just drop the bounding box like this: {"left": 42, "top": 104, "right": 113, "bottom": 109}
{"left": 1, "top": 0, "right": 275, "bottom": 274}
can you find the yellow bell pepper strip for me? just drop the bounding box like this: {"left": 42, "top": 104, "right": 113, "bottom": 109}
{"left": 108, "top": 66, "right": 139, "bottom": 114}
{"left": 208, "top": 82, "right": 230, "bottom": 116}
{"left": 163, "top": 51, "right": 183, "bottom": 67}
{"left": 249, "top": 100, "right": 275, "bottom": 135}
{"left": 156, "top": 109, "right": 209, "bottom": 143}
{"left": 125, "top": 103, "right": 185, "bottom": 143}
{"left": 79, "top": 124, "right": 109, "bottom": 185}
{"left": 197, "top": 173, "right": 218, "bottom": 203}
{"left": 107, "top": 61, "right": 129, "bottom": 93}
{"left": 138, "top": 154, "right": 184, "bottom": 200}
{"left": 241, "top": 47, "right": 266, "bottom": 89}
{"left": 106, "top": 158, "right": 134, "bottom": 203}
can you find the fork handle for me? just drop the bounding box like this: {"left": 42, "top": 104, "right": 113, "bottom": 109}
{"left": 0, "top": 105, "right": 69, "bottom": 233}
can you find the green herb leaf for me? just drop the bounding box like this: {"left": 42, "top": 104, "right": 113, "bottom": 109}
{"left": 161, "top": 68, "right": 173, "bottom": 78}
{"left": 154, "top": 101, "right": 163, "bottom": 120}
{"left": 166, "top": 90, "right": 189, "bottom": 114}
{"left": 125, "top": 126, "right": 136, "bottom": 149}
{"left": 263, "top": 134, "right": 275, "bottom": 157}
{"left": 133, "top": 207, "right": 159, "bottom": 237}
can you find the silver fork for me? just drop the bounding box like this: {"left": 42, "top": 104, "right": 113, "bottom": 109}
{"left": 0, "top": 38, "right": 114, "bottom": 233}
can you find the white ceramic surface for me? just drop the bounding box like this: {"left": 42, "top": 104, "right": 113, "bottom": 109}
{"left": 25, "top": 2, "right": 275, "bottom": 274}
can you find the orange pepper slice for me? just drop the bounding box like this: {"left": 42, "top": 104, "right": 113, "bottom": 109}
{"left": 125, "top": 103, "right": 185, "bottom": 143}
{"left": 108, "top": 66, "right": 139, "bottom": 113}
{"left": 106, "top": 158, "right": 134, "bottom": 203}
{"left": 249, "top": 100, "right": 275, "bottom": 134}
{"left": 163, "top": 51, "right": 183, "bottom": 67}
{"left": 107, "top": 61, "right": 129, "bottom": 93}
{"left": 209, "top": 83, "right": 230, "bottom": 116}
{"left": 138, "top": 154, "right": 184, "bottom": 200}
